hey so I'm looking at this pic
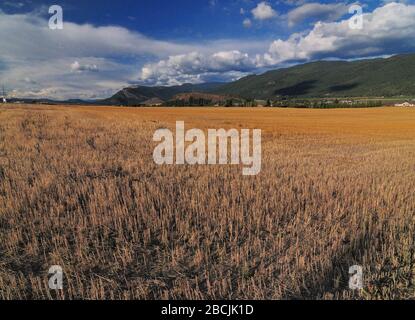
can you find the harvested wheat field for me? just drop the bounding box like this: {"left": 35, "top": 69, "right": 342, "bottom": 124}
{"left": 0, "top": 104, "right": 415, "bottom": 300}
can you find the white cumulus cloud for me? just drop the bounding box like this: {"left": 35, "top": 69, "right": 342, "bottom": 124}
{"left": 261, "top": 2, "right": 415, "bottom": 65}
{"left": 252, "top": 2, "right": 277, "bottom": 20}
{"left": 243, "top": 18, "right": 252, "bottom": 28}
{"left": 287, "top": 2, "right": 350, "bottom": 27}
{"left": 140, "top": 51, "right": 256, "bottom": 85}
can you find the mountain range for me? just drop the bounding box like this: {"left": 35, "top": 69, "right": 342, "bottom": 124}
{"left": 215, "top": 53, "right": 415, "bottom": 99}
{"left": 10, "top": 54, "right": 415, "bottom": 105}
{"left": 102, "top": 54, "right": 415, "bottom": 105}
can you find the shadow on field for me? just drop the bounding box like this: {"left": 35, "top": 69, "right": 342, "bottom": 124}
{"left": 289, "top": 217, "right": 413, "bottom": 300}
{"left": 291, "top": 238, "right": 365, "bottom": 299}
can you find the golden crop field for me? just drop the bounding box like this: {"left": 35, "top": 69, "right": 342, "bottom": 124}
{"left": 0, "top": 104, "right": 415, "bottom": 300}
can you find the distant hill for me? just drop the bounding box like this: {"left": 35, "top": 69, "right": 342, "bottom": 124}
{"left": 100, "top": 82, "right": 225, "bottom": 106}
{"left": 214, "top": 54, "right": 415, "bottom": 99}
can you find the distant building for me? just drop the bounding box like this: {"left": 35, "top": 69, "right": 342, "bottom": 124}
{"left": 254, "top": 100, "right": 268, "bottom": 107}
{"left": 395, "top": 102, "right": 415, "bottom": 107}
{"left": 141, "top": 97, "right": 164, "bottom": 106}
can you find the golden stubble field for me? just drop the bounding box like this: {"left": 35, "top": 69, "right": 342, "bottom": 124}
{"left": 0, "top": 104, "right": 415, "bottom": 300}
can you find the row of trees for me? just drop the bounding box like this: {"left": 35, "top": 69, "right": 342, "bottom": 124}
{"left": 273, "top": 99, "right": 384, "bottom": 108}
{"left": 165, "top": 98, "right": 215, "bottom": 106}
{"left": 165, "top": 96, "right": 385, "bottom": 108}
{"left": 165, "top": 98, "right": 273, "bottom": 107}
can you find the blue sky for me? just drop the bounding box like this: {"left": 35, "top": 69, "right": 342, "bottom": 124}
{"left": 1, "top": 0, "right": 415, "bottom": 99}
{"left": 1, "top": 0, "right": 385, "bottom": 41}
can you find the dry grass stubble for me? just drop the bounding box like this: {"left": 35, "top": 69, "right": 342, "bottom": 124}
{"left": 0, "top": 105, "right": 414, "bottom": 299}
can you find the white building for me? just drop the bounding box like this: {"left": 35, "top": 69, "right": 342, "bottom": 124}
{"left": 395, "top": 102, "right": 415, "bottom": 107}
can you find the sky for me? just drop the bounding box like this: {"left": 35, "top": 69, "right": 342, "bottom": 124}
{"left": 1, "top": 0, "right": 415, "bottom": 100}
